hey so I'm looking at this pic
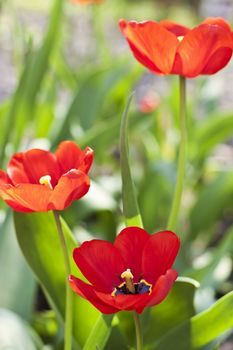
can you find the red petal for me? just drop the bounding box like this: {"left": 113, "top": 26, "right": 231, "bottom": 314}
{"left": 69, "top": 275, "right": 119, "bottom": 314}
{"left": 142, "top": 231, "right": 180, "bottom": 284}
{"left": 0, "top": 184, "right": 52, "bottom": 212}
{"left": 114, "top": 227, "right": 150, "bottom": 282}
{"left": 202, "top": 17, "right": 232, "bottom": 32}
{"left": 22, "top": 149, "right": 60, "bottom": 187}
{"left": 201, "top": 47, "right": 232, "bottom": 74}
{"left": 124, "top": 38, "right": 162, "bottom": 74}
{"left": 160, "top": 19, "right": 190, "bottom": 36}
{"left": 79, "top": 147, "right": 94, "bottom": 173}
{"left": 176, "top": 23, "right": 233, "bottom": 77}
{"left": 7, "top": 153, "right": 30, "bottom": 184}
{"left": 49, "top": 169, "right": 90, "bottom": 210}
{"left": 96, "top": 290, "right": 150, "bottom": 313}
{"left": 73, "top": 240, "right": 126, "bottom": 293}
{"left": 147, "top": 269, "right": 178, "bottom": 307}
{"left": 55, "top": 141, "right": 94, "bottom": 175}
{"left": 0, "top": 170, "right": 11, "bottom": 186}
{"left": 119, "top": 19, "right": 179, "bottom": 74}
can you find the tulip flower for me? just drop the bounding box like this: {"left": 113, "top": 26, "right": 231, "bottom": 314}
{"left": 0, "top": 141, "right": 93, "bottom": 212}
{"left": 70, "top": 227, "right": 180, "bottom": 314}
{"left": 71, "top": 0, "right": 104, "bottom": 4}
{"left": 119, "top": 17, "right": 233, "bottom": 78}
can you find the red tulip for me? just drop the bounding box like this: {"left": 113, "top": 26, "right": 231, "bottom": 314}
{"left": 69, "top": 227, "right": 180, "bottom": 314}
{"left": 70, "top": 0, "right": 104, "bottom": 4}
{"left": 0, "top": 141, "right": 93, "bottom": 212}
{"left": 119, "top": 17, "right": 233, "bottom": 78}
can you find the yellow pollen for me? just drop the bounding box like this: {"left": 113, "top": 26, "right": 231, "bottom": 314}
{"left": 39, "top": 175, "right": 53, "bottom": 190}
{"left": 177, "top": 35, "right": 184, "bottom": 42}
{"left": 121, "top": 269, "right": 135, "bottom": 294}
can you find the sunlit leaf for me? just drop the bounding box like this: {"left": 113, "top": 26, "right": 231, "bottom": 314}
{"left": 120, "top": 94, "right": 143, "bottom": 227}
{"left": 14, "top": 211, "right": 100, "bottom": 348}
{"left": 152, "top": 291, "right": 233, "bottom": 350}
{"left": 83, "top": 315, "right": 113, "bottom": 350}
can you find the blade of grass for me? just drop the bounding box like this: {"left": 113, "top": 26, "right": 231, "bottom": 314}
{"left": 120, "top": 93, "right": 143, "bottom": 228}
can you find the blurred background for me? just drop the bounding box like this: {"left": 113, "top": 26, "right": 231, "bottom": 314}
{"left": 0, "top": 0, "right": 233, "bottom": 349}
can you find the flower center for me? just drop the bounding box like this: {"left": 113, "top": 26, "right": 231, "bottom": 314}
{"left": 121, "top": 268, "right": 135, "bottom": 293}
{"left": 39, "top": 175, "right": 53, "bottom": 190}
{"left": 111, "top": 268, "right": 152, "bottom": 297}
{"left": 177, "top": 35, "right": 184, "bottom": 42}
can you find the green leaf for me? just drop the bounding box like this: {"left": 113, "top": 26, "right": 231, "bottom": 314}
{"left": 120, "top": 94, "right": 143, "bottom": 227}
{"left": 152, "top": 291, "right": 233, "bottom": 350}
{"left": 104, "top": 320, "right": 129, "bottom": 350}
{"left": 0, "top": 211, "right": 36, "bottom": 319}
{"left": 188, "top": 225, "right": 233, "bottom": 286}
{"left": 83, "top": 315, "right": 113, "bottom": 350}
{"left": 0, "top": 0, "right": 64, "bottom": 161}
{"left": 0, "top": 59, "right": 30, "bottom": 166}
{"left": 22, "top": 0, "right": 63, "bottom": 110}
{"left": 189, "top": 171, "right": 233, "bottom": 239}
{"left": 193, "top": 113, "right": 233, "bottom": 161}
{"left": 53, "top": 65, "right": 130, "bottom": 143}
{"left": 138, "top": 162, "right": 175, "bottom": 232}
{"left": 145, "top": 280, "right": 197, "bottom": 344}
{"left": 14, "top": 211, "right": 100, "bottom": 348}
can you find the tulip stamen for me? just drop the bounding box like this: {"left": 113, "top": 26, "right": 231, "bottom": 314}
{"left": 111, "top": 269, "right": 153, "bottom": 297}
{"left": 121, "top": 269, "right": 135, "bottom": 294}
{"left": 39, "top": 175, "right": 53, "bottom": 190}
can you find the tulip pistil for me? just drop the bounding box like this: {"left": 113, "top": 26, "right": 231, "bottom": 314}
{"left": 121, "top": 269, "right": 135, "bottom": 294}
{"left": 39, "top": 175, "right": 53, "bottom": 190}
{"left": 177, "top": 35, "right": 184, "bottom": 42}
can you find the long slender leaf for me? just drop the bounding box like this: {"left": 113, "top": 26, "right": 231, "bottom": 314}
{"left": 0, "top": 57, "right": 30, "bottom": 166}
{"left": 80, "top": 94, "right": 145, "bottom": 350}
{"left": 14, "top": 211, "right": 100, "bottom": 348}
{"left": 152, "top": 291, "right": 233, "bottom": 350}
{"left": 120, "top": 94, "right": 143, "bottom": 227}
{"left": 1, "top": 0, "right": 64, "bottom": 158}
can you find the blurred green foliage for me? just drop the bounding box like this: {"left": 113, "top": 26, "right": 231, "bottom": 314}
{"left": 0, "top": 0, "right": 232, "bottom": 349}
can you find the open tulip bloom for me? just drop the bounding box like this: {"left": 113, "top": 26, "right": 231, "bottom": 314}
{"left": 70, "top": 227, "right": 180, "bottom": 314}
{"left": 0, "top": 141, "right": 93, "bottom": 212}
{"left": 119, "top": 17, "right": 233, "bottom": 77}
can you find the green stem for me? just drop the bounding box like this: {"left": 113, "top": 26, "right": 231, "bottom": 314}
{"left": 53, "top": 211, "right": 73, "bottom": 350}
{"left": 167, "top": 76, "right": 187, "bottom": 231}
{"left": 133, "top": 311, "right": 143, "bottom": 350}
